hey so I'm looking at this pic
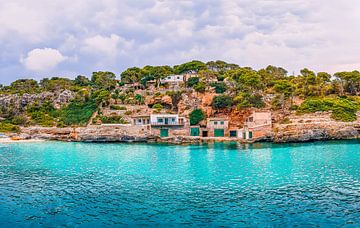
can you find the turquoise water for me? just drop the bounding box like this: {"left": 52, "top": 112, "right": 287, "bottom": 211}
{"left": 0, "top": 141, "right": 359, "bottom": 226}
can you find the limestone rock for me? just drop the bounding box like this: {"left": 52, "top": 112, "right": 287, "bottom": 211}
{"left": 161, "top": 95, "right": 173, "bottom": 106}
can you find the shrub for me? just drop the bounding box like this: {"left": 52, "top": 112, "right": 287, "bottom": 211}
{"left": 187, "top": 77, "right": 200, "bottom": 87}
{"left": 217, "top": 75, "right": 225, "bottom": 81}
{"left": 297, "top": 97, "right": 359, "bottom": 122}
{"left": 235, "top": 92, "right": 265, "bottom": 109}
{"left": 100, "top": 115, "right": 128, "bottom": 124}
{"left": 212, "top": 95, "right": 232, "bottom": 110}
{"left": 0, "top": 122, "right": 20, "bottom": 133}
{"left": 110, "top": 105, "right": 127, "bottom": 110}
{"left": 194, "top": 82, "right": 206, "bottom": 93}
{"left": 27, "top": 101, "right": 57, "bottom": 127}
{"left": 58, "top": 99, "right": 98, "bottom": 126}
{"left": 124, "top": 110, "right": 132, "bottom": 115}
{"left": 189, "top": 109, "right": 205, "bottom": 125}
{"left": 211, "top": 82, "right": 227, "bottom": 94}
{"left": 280, "top": 117, "right": 291, "bottom": 124}
{"left": 135, "top": 94, "right": 145, "bottom": 104}
{"left": 10, "top": 115, "right": 28, "bottom": 126}
{"left": 152, "top": 103, "right": 163, "bottom": 112}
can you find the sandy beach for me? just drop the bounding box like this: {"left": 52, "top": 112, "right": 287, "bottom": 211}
{"left": 0, "top": 138, "right": 45, "bottom": 143}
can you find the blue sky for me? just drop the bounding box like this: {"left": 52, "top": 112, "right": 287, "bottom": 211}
{"left": 1, "top": 0, "right": 360, "bottom": 85}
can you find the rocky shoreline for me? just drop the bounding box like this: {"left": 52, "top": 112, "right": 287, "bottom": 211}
{"left": 3, "top": 112, "right": 357, "bottom": 144}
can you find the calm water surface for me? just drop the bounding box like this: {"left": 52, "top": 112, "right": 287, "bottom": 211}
{"left": 0, "top": 140, "right": 359, "bottom": 226}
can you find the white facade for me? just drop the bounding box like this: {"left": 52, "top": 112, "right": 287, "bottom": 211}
{"left": 132, "top": 116, "right": 150, "bottom": 126}
{"left": 150, "top": 114, "right": 187, "bottom": 126}
{"left": 160, "top": 75, "right": 184, "bottom": 83}
{"left": 150, "top": 114, "right": 180, "bottom": 125}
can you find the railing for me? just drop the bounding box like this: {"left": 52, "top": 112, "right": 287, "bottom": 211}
{"left": 150, "top": 122, "right": 184, "bottom": 126}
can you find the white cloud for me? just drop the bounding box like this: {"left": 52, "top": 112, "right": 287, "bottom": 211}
{"left": 2, "top": 0, "right": 360, "bottom": 84}
{"left": 20, "top": 48, "right": 67, "bottom": 72}
{"left": 83, "top": 34, "right": 133, "bottom": 57}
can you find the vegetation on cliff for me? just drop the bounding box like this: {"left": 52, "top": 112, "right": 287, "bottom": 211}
{"left": 1, "top": 60, "right": 360, "bottom": 132}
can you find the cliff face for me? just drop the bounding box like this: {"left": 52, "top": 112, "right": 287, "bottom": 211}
{"left": 20, "top": 125, "right": 151, "bottom": 142}
{"left": 19, "top": 112, "right": 360, "bottom": 144}
{"left": 273, "top": 112, "right": 360, "bottom": 142}
{"left": 0, "top": 90, "right": 75, "bottom": 112}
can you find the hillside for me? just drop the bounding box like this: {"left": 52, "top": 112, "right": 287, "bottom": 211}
{"left": 0, "top": 60, "right": 359, "bottom": 142}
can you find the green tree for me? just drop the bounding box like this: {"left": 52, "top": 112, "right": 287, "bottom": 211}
{"left": 198, "top": 69, "right": 219, "bottom": 85}
{"left": 187, "top": 77, "right": 200, "bottom": 87}
{"left": 226, "top": 68, "right": 263, "bottom": 92}
{"left": 189, "top": 108, "right": 205, "bottom": 125}
{"left": 212, "top": 95, "right": 232, "bottom": 110}
{"left": 334, "top": 71, "right": 360, "bottom": 95}
{"left": 91, "top": 72, "right": 116, "bottom": 90}
{"left": 300, "top": 68, "right": 318, "bottom": 97}
{"left": 143, "top": 65, "right": 173, "bottom": 88}
{"left": 211, "top": 82, "right": 227, "bottom": 94}
{"left": 134, "top": 94, "right": 145, "bottom": 105}
{"left": 74, "top": 75, "right": 90, "bottom": 86}
{"left": 258, "top": 65, "right": 287, "bottom": 87}
{"left": 40, "top": 77, "right": 74, "bottom": 92}
{"left": 8, "top": 79, "right": 39, "bottom": 94}
{"left": 206, "top": 60, "right": 239, "bottom": 74}
{"left": 174, "top": 60, "right": 206, "bottom": 74}
{"left": 273, "top": 79, "right": 294, "bottom": 111}
{"left": 121, "top": 67, "right": 143, "bottom": 84}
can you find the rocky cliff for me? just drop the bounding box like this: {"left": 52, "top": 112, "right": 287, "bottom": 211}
{"left": 17, "top": 111, "right": 360, "bottom": 144}
{"left": 273, "top": 112, "right": 360, "bottom": 142}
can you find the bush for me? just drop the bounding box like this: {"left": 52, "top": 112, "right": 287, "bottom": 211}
{"left": 189, "top": 109, "right": 205, "bottom": 125}
{"left": 124, "top": 110, "right": 132, "bottom": 115}
{"left": 110, "top": 105, "right": 127, "bottom": 110}
{"left": 194, "top": 82, "right": 206, "bottom": 93}
{"left": 10, "top": 115, "right": 28, "bottom": 126}
{"left": 235, "top": 92, "right": 265, "bottom": 109}
{"left": 212, "top": 95, "right": 232, "bottom": 110}
{"left": 99, "top": 115, "right": 128, "bottom": 124}
{"left": 152, "top": 103, "right": 163, "bottom": 112}
{"left": 187, "top": 77, "right": 200, "bottom": 87}
{"left": 211, "top": 82, "right": 227, "bottom": 94}
{"left": 217, "top": 75, "right": 225, "bottom": 81}
{"left": 58, "top": 99, "right": 98, "bottom": 126}
{"left": 27, "top": 101, "right": 57, "bottom": 127}
{"left": 297, "top": 97, "right": 359, "bottom": 122}
{"left": 0, "top": 122, "right": 20, "bottom": 133}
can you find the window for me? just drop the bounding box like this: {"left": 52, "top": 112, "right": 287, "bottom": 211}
{"left": 248, "top": 117, "right": 253, "bottom": 122}
{"left": 177, "top": 76, "right": 180, "bottom": 79}
{"left": 138, "top": 119, "right": 142, "bottom": 123}
{"left": 158, "top": 118, "right": 163, "bottom": 123}
{"left": 214, "top": 121, "right": 218, "bottom": 125}
{"left": 220, "top": 121, "right": 224, "bottom": 125}
{"left": 172, "top": 118, "right": 175, "bottom": 122}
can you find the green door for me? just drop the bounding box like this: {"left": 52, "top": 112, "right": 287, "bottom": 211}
{"left": 214, "top": 129, "right": 224, "bottom": 137}
{"left": 160, "top": 128, "right": 169, "bottom": 137}
{"left": 190, "top": 128, "right": 200, "bottom": 136}
{"left": 249, "top": 131, "right": 253, "bottom": 139}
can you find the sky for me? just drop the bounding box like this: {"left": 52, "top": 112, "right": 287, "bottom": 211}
{"left": 1, "top": 0, "right": 360, "bottom": 85}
